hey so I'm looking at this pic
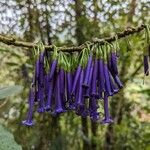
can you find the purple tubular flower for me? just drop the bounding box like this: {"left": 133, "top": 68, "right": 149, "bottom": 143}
{"left": 68, "top": 72, "right": 77, "bottom": 110}
{"left": 60, "top": 68, "right": 65, "bottom": 94}
{"left": 107, "top": 54, "right": 123, "bottom": 89}
{"left": 60, "top": 69, "right": 67, "bottom": 109}
{"left": 39, "top": 61, "right": 45, "bottom": 87}
{"left": 34, "top": 90, "right": 38, "bottom": 102}
{"left": 37, "top": 86, "right": 45, "bottom": 113}
{"left": 73, "top": 83, "right": 79, "bottom": 109}
{"left": 101, "top": 92, "right": 113, "bottom": 124}
{"left": 35, "top": 59, "right": 40, "bottom": 80}
{"left": 108, "top": 64, "right": 123, "bottom": 89}
{"left": 55, "top": 72, "right": 65, "bottom": 114}
{"left": 98, "top": 59, "right": 105, "bottom": 92}
{"left": 38, "top": 52, "right": 45, "bottom": 86}
{"left": 82, "top": 55, "right": 92, "bottom": 88}
{"left": 39, "top": 51, "right": 45, "bottom": 64}
{"left": 49, "top": 59, "right": 57, "bottom": 81}
{"left": 71, "top": 65, "right": 82, "bottom": 96}
{"left": 110, "top": 52, "right": 119, "bottom": 75}
{"left": 76, "top": 69, "right": 84, "bottom": 106}
{"left": 98, "top": 85, "right": 103, "bottom": 99}
{"left": 143, "top": 55, "right": 149, "bottom": 76}
{"left": 91, "top": 59, "right": 98, "bottom": 96}
{"left": 67, "top": 72, "right": 72, "bottom": 101}
{"left": 104, "top": 63, "right": 113, "bottom": 96}
{"left": 89, "top": 97, "right": 99, "bottom": 113}
{"left": 90, "top": 112, "right": 100, "bottom": 122}
{"left": 113, "top": 75, "right": 123, "bottom": 89}
{"left": 109, "top": 74, "right": 119, "bottom": 94}
{"left": 22, "top": 89, "right": 35, "bottom": 126}
{"left": 44, "top": 74, "right": 49, "bottom": 97}
{"left": 45, "top": 80, "right": 54, "bottom": 111}
{"left": 84, "top": 87, "right": 90, "bottom": 98}
{"left": 89, "top": 97, "right": 99, "bottom": 122}
{"left": 76, "top": 106, "right": 89, "bottom": 118}
{"left": 84, "top": 62, "right": 94, "bottom": 98}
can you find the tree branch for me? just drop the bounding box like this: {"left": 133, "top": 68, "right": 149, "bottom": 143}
{"left": 0, "top": 24, "right": 146, "bottom": 52}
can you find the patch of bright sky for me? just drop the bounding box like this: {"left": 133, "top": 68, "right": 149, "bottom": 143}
{"left": 0, "top": 0, "right": 149, "bottom": 40}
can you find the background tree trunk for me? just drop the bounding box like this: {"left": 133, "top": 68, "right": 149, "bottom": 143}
{"left": 75, "top": 0, "right": 90, "bottom": 149}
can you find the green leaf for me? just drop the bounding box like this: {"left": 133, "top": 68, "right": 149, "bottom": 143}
{"left": 0, "top": 85, "right": 23, "bottom": 100}
{"left": 0, "top": 124, "right": 22, "bottom": 150}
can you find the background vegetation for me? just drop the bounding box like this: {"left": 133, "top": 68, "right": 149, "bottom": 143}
{"left": 0, "top": 0, "right": 150, "bottom": 150}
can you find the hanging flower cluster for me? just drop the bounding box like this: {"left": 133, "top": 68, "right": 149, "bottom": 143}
{"left": 22, "top": 25, "right": 150, "bottom": 127}
{"left": 22, "top": 42, "right": 123, "bottom": 127}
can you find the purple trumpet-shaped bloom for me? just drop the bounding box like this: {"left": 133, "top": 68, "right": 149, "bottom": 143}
{"left": 35, "top": 59, "right": 40, "bottom": 80}
{"left": 109, "top": 74, "right": 119, "bottom": 94}
{"left": 90, "top": 112, "right": 100, "bottom": 122}
{"left": 110, "top": 52, "right": 119, "bottom": 75}
{"left": 60, "top": 69, "right": 65, "bottom": 94}
{"left": 76, "top": 69, "right": 84, "bottom": 106}
{"left": 38, "top": 52, "right": 45, "bottom": 86}
{"left": 34, "top": 90, "right": 38, "bottom": 102}
{"left": 89, "top": 97, "right": 99, "bottom": 121}
{"left": 98, "top": 59, "right": 105, "bottom": 92}
{"left": 67, "top": 72, "right": 76, "bottom": 110}
{"left": 38, "top": 61, "right": 45, "bottom": 87}
{"left": 113, "top": 75, "right": 123, "bottom": 89}
{"left": 39, "top": 51, "right": 45, "bottom": 64}
{"left": 49, "top": 59, "right": 57, "bottom": 81}
{"left": 89, "top": 97, "right": 99, "bottom": 113}
{"left": 22, "top": 89, "right": 35, "bottom": 126}
{"left": 76, "top": 105, "right": 89, "bottom": 118}
{"left": 107, "top": 58, "right": 123, "bottom": 89}
{"left": 84, "top": 86, "right": 90, "bottom": 98}
{"left": 60, "top": 69, "right": 67, "bottom": 109}
{"left": 143, "top": 55, "right": 149, "bottom": 76}
{"left": 101, "top": 92, "right": 113, "bottom": 124}
{"left": 55, "top": 72, "right": 65, "bottom": 114}
{"left": 84, "top": 62, "right": 94, "bottom": 98}
{"left": 82, "top": 55, "right": 92, "bottom": 88}
{"left": 107, "top": 52, "right": 123, "bottom": 89}
{"left": 71, "top": 65, "right": 82, "bottom": 96}
{"left": 91, "top": 59, "right": 98, "bottom": 96}
{"left": 97, "top": 85, "right": 103, "bottom": 99}
{"left": 44, "top": 74, "right": 49, "bottom": 97}
{"left": 108, "top": 65, "right": 123, "bottom": 89}
{"left": 45, "top": 80, "right": 54, "bottom": 111}
{"left": 37, "top": 86, "right": 45, "bottom": 113}
{"left": 67, "top": 72, "right": 72, "bottom": 101}
{"left": 68, "top": 72, "right": 78, "bottom": 110}
{"left": 70, "top": 83, "right": 79, "bottom": 110}
{"left": 104, "top": 63, "right": 113, "bottom": 96}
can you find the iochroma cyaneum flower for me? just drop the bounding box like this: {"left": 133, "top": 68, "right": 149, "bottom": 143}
{"left": 22, "top": 41, "right": 148, "bottom": 127}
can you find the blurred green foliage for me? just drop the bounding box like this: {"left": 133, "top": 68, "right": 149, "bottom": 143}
{"left": 0, "top": 125, "right": 22, "bottom": 150}
{"left": 0, "top": 0, "right": 150, "bottom": 150}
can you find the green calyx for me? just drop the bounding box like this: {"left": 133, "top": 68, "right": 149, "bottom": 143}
{"left": 33, "top": 42, "right": 45, "bottom": 61}
{"left": 58, "top": 52, "right": 67, "bottom": 71}
{"left": 79, "top": 48, "right": 88, "bottom": 68}
{"left": 113, "top": 35, "right": 120, "bottom": 53}
{"left": 52, "top": 45, "right": 58, "bottom": 60}
{"left": 71, "top": 53, "right": 79, "bottom": 72}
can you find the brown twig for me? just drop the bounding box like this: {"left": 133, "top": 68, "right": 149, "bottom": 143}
{"left": 0, "top": 24, "right": 146, "bottom": 52}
